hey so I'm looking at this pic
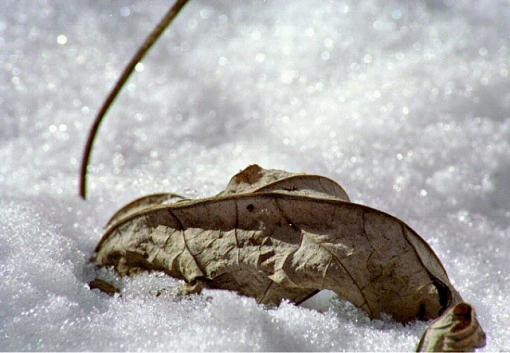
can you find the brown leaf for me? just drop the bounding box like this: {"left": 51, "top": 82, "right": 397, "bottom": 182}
{"left": 105, "top": 192, "right": 186, "bottom": 229}
{"left": 93, "top": 165, "right": 485, "bottom": 351}
{"left": 88, "top": 278, "right": 120, "bottom": 296}
{"left": 217, "top": 164, "right": 350, "bottom": 202}
{"left": 417, "top": 302, "right": 486, "bottom": 352}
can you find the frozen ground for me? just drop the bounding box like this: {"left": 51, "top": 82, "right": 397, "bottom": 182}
{"left": 1, "top": 0, "right": 509, "bottom": 351}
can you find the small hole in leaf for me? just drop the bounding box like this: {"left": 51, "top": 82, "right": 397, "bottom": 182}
{"left": 417, "top": 303, "right": 426, "bottom": 320}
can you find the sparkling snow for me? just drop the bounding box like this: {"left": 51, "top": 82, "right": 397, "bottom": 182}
{"left": 1, "top": 0, "right": 509, "bottom": 351}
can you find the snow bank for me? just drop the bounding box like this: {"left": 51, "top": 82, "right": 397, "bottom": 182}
{"left": 1, "top": 0, "right": 509, "bottom": 350}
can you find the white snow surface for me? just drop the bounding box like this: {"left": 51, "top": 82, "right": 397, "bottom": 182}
{"left": 1, "top": 0, "right": 509, "bottom": 351}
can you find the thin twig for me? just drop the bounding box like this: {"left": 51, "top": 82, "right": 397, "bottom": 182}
{"left": 79, "top": 0, "right": 191, "bottom": 199}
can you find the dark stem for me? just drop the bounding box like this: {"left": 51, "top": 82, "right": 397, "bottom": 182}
{"left": 79, "top": 0, "right": 191, "bottom": 199}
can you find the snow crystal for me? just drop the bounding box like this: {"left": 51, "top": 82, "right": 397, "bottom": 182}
{"left": 1, "top": 0, "right": 509, "bottom": 350}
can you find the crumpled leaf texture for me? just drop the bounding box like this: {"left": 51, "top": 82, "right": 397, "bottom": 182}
{"left": 94, "top": 165, "right": 485, "bottom": 352}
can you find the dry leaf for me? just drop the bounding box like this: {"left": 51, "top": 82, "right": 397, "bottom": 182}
{"left": 88, "top": 278, "right": 120, "bottom": 296}
{"left": 106, "top": 192, "right": 186, "bottom": 228}
{"left": 93, "top": 165, "right": 485, "bottom": 351}
{"left": 417, "top": 302, "right": 486, "bottom": 352}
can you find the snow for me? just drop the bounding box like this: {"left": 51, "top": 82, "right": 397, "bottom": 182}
{"left": 1, "top": 0, "right": 509, "bottom": 350}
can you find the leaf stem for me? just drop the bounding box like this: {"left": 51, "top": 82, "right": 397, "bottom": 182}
{"left": 79, "top": 0, "right": 191, "bottom": 199}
